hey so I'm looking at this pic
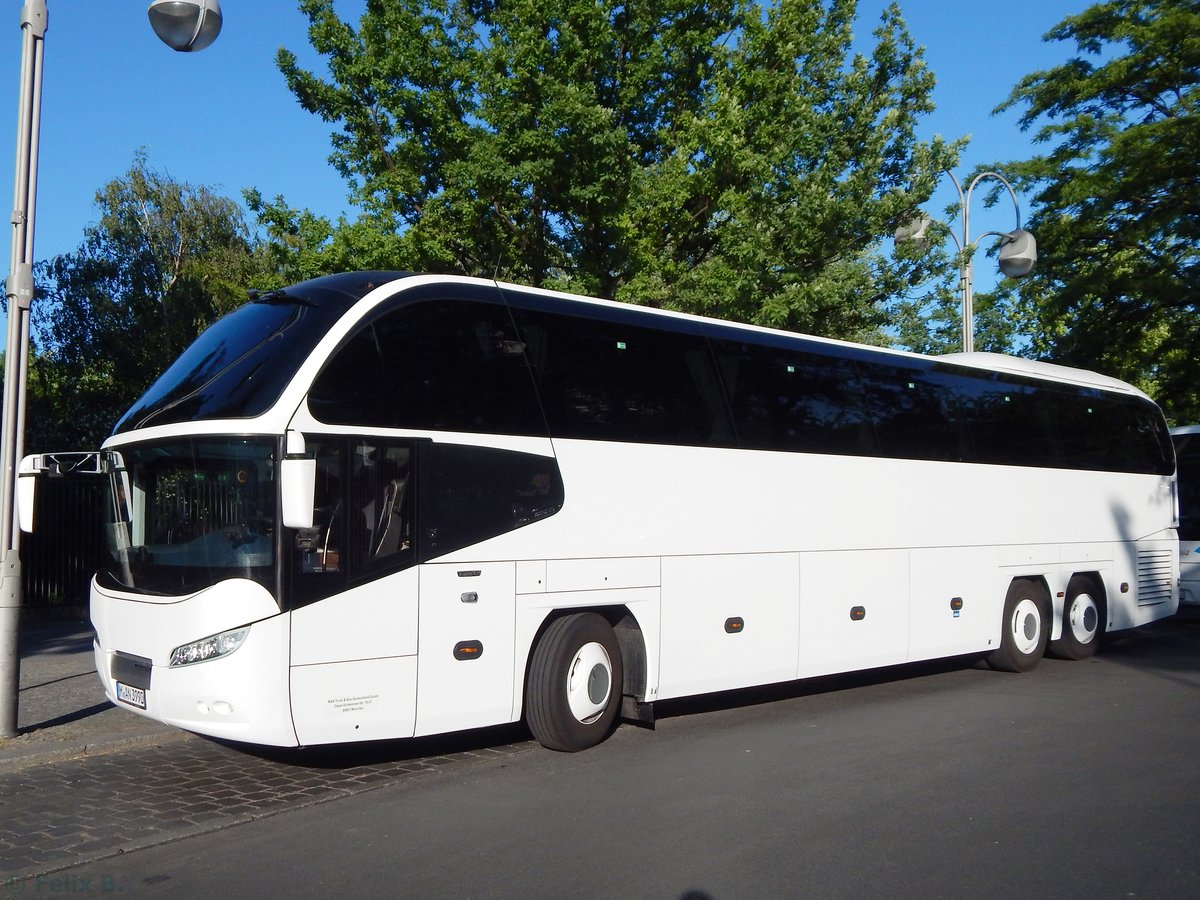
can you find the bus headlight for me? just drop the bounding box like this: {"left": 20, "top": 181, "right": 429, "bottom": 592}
{"left": 170, "top": 627, "right": 249, "bottom": 667}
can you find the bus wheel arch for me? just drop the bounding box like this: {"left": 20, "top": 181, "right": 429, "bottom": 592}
{"left": 524, "top": 610, "right": 626, "bottom": 752}
{"left": 611, "top": 609, "right": 648, "bottom": 702}
{"left": 1048, "top": 573, "right": 1107, "bottom": 660}
{"left": 988, "top": 577, "right": 1051, "bottom": 673}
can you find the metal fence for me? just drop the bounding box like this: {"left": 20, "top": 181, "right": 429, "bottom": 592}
{"left": 22, "top": 476, "right": 105, "bottom": 621}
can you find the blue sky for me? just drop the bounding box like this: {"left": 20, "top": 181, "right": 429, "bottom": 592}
{"left": 0, "top": 0, "right": 1090, "bottom": 308}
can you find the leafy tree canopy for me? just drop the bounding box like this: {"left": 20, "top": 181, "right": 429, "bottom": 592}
{"left": 981, "top": 0, "right": 1199, "bottom": 421}
{"left": 27, "top": 153, "right": 267, "bottom": 449}
{"left": 276, "top": 0, "right": 961, "bottom": 342}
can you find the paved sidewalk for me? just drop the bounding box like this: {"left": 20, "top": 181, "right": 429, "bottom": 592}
{"left": 0, "top": 621, "right": 185, "bottom": 772}
{"left": 0, "top": 620, "right": 535, "bottom": 883}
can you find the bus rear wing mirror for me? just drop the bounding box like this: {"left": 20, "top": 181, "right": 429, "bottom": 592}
{"left": 18, "top": 452, "right": 103, "bottom": 533}
{"left": 281, "top": 454, "right": 316, "bottom": 530}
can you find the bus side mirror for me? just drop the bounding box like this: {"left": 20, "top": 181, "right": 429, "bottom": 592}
{"left": 16, "top": 452, "right": 105, "bottom": 532}
{"left": 281, "top": 455, "right": 316, "bottom": 529}
{"left": 17, "top": 456, "right": 37, "bottom": 533}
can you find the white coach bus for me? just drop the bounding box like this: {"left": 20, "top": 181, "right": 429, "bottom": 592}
{"left": 22, "top": 272, "right": 1179, "bottom": 751}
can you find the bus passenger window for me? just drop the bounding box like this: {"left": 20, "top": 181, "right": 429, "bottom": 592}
{"left": 347, "top": 441, "right": 412, "bottom": 570}
{"left": 710, "top": 338, "right": 873, "bottom": 456}
{"left": 510, "top": 306, "right": 731, "bottom": 447}
{"left": 419, "top": 443, "right": 564, "bottom": 561}
{"left": 308, "top": 297, "right": 545, "bottom": 437}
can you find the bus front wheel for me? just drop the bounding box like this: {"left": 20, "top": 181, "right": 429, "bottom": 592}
{"left": 1049, "top": 575, "right": 1105, "bottom": 660}
{"left": 526, "top": 613, "right": 623, "bottom": 752}
{"left": 988, "top": 579, "right": 1049, "bottom": 673}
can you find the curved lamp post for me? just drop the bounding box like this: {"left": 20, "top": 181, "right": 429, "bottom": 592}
{"left": 894, "top": 170, "right": 1037, "bottom": 354}
{"left": 0, "top": 0, "right": 223, "bottom": 738}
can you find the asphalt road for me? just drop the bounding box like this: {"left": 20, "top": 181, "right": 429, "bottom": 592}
{"left": 10, "top": 611, "right": 1200, "bottom": 899}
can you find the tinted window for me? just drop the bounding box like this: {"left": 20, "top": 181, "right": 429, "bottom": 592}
{"left": 1174, "top": 433, "right": 1200, "bottom": 540}
{"left": 511, "top": 306, "right": 733, "bottom": 446}
{"left": 310, "top": 297, "right": 546, "bottom": 436}
{"left": 1052, "top": 389, "right": 1174, "bottom": 474}
{"left": 956, "top": 375, "right": 1059, "bottom": 467}
{"left": 712, "top": 328, "right": 1170, "bottom": 474}
{"left": 419, "top": 443, "right": 564, "bottom": 560}
{"left": 859, "top": 361, "right": 967, "bottom": 462}
{"left": 290, "top": 437, "right": 415, "bottom": 608}
{"left": 305, "top": 281, "right": 1172, "bottom": 476}
{"left": 711, "top": 338, "right": 873, "bottom": 455}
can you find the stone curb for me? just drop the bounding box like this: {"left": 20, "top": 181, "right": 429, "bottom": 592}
{"left": 0, "top": 727, "right": 191, "bottom": 774}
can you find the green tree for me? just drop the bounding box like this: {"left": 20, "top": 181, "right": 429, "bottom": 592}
{"left": 277, "top": 0, "right": 960, "bottom": 342}
{"left": 983, "top": 0, "right": 1199, "bottom": 420}
{"left": 28, "top": 154, "right": 266, "bottom": 449}
{"left": 245, "top": 189, "right": 405, "bottom": 286}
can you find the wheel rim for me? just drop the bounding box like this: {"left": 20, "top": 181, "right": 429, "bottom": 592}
{"left": 1068, "top": 592, "right": 1099, "bottom": 645}
{"left": 1010, "top": 597, "right": 1042, "bottom": 656}
{"left": 565, "top": 641, "right": 612, "bottom": 724}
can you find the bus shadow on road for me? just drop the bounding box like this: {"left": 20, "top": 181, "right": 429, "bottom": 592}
{"left": 654, "top": 609, "right": 1200, "bottom": 722}
{"left": 213, "top": 722, "right": 536, "bottom": 770}
{"left": 650, "top": 654, "right": 989, "bottom": 723}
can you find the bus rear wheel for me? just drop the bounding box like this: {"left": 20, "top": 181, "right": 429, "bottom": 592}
{"left": 988, "top": 578, "right": 1049, "bottom": 673}
{"left": 526, "top": 613, "right": 623, "bottom": 752}
{"left": 1049, "top": 575, "right": 1105, "bottom": 660}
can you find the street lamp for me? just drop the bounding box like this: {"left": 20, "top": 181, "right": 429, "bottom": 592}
{"left": 894, "top": 170, "right": 1037, "bottom": 354}
{"left": 148, "top": 0, "right": 222, "bottom": 53}
{"left": 0, "top": 0, "right": 223, "bottom": 738}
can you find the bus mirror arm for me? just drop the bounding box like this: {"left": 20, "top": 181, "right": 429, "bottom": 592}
{"left": 281, "top": 455, "right": 317, "bottom": 530}
{"left": 17, "top": 452, "right": 104, "bottom": 533}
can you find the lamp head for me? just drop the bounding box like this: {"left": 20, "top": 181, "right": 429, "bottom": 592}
{"left": 998, "top": 228, "right": 1037, "bottom": 278}
{"left": 893, "top": 213, "right": 933, "bottom": 253}
{"left": 148, "top": 0, "right": 222, "bottom": 52}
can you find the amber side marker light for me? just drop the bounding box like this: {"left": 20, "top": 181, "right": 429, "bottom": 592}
{"left": 453, "top": 641, "right": 484, "bottom": 660}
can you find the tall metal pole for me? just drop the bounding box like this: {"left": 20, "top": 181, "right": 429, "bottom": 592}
{"left": 0, "top": 0, "right": 46, "bottom": 739}
{"left": 947, "top": 170, "right": 1023, "bottom": 355}
{"left": 945, "top": 172, "right": 972, "bottom": 353}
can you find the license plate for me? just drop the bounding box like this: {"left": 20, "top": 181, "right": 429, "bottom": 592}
{"left": 115, "top": 681, "right": 147, "bottom": 710}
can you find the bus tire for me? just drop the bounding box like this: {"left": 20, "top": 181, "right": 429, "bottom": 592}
{"left": 988, "top": 578, "right": 1049, "bottom": 673}
{"left": 526, "top": 613, "right": 624, "bottom": 752}
{"left": 1049, "top": 575, "right": 1105, "bottom": 660}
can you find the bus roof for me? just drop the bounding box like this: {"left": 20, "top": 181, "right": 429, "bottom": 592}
{"left": 942, "top": 352, "right": 1146, "bottom": 397}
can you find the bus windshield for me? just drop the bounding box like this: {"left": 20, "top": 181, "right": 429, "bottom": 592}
{"left": 112, "top": 272, "right": 409, "bottom": 434}
{"left": 100, "top": 438, "right": 278, "bottom": 598}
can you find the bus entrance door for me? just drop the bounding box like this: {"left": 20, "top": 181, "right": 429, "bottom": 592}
{"left": 289, "top": 567, "right": 421, "bottom": 745}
